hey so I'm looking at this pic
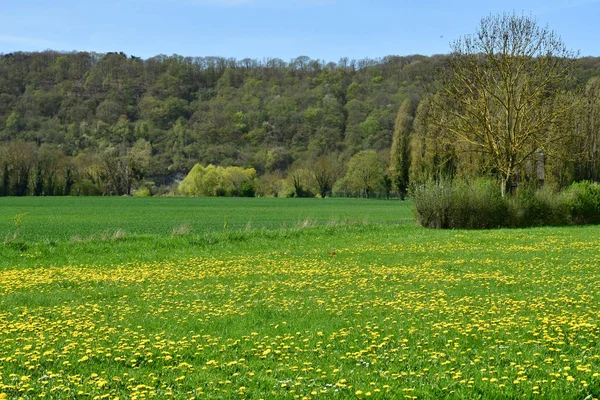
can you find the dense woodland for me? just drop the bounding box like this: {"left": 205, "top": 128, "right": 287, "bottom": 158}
{"left": 1, "top": 48, "right": 600, "bottom": 197}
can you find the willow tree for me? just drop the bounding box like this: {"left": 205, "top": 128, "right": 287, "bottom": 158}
{"left": 575, "top": 78, "right": 600, "bottom": 181}
{"left": 436, "top": 13, "right": 577, "bottom": 195}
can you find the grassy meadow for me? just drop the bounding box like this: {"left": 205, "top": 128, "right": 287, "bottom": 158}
{"left": 1, "top": 197, "right": 599, "bottom": 399}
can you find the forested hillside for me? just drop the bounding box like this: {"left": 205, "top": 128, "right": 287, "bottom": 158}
{"left": 1, "top": 50, "right": 599, "bottom": 196}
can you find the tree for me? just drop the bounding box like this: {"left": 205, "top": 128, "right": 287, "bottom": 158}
{"left": 258, "top": 171, "right": 285, "bottom": 197}
{"left": 101, "top": 140, "right": 151, "bottom": 195}
{"left": 1, "top": 164, "right": 9, "bottom": 196}
{"left": 178, "top": 164, "right": 257, "bottom": 197}
{"left": 311, "top": 155, "right": 338, "bottom": 198}
{"left": 344, "top": 150, "right": 384, "bottom": 198}
{"left": 434, "top": 13, "right": 577, "bottom": 195}
{"left": 390, "top": 98, "right": 414, "bottom": 199}
{"left": 2, "top": 142, "right": 37, "bottom": 196}
{"left": 574, "top": 78, "right": 600, "bottom": 181}
{"left": 410, "top": 95, "right": 458, "bottom": 184}
{"left": 224, "top": 166, "right": 256, "bottom": 197}
{"left": 287, "top": 165, "right": 314, "bottom": 198}
{"left": 36, "top": 145, "right": 68, "bottom": 196}
{"left": 2, "top": 49, "right": 598, "bottom": 196}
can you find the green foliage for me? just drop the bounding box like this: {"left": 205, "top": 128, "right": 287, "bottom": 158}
{"left": 286, "top": 166, "right": 314, "bottom": 198}
{"left": 342, "top": 150, "right": 385, "bottom": 198}
{"left": 564, "top": 181, "right": 600, "bottom": 224}
{"left": 0, "top": 51, "right": 447, "bottom": 197}
{"left": 390, "top": 98, "right": 414, "bottom": 199}
{"left": 72, "top": 179, "right": 102, "bottom": 196}
{"left": 411, "top": 178, "right": 510, "bottom": 229}
{"left": 412, "top": 180, "right": 598, "bottom": 229}
{"left": 310, "top": 155, "right": 339, "bottom": 198}
{"left": 411, "top": 179, "right": 453, "bottom": 228}
{"left": 429, "top": 13, "right": 576, "bottom": 196}
{"left": 449, "top": 180, "right": 509, "bottom": 229}
{"left": 178, "top": 164, "right": 256, "bottom": 197}
{"left": 508, "top": 186, "right": 571, "bottom": 227}
{"left": 0, "top": 49, "right": 599, "bottom": 198}
{"left": 133, "top": 186, "right": 151, "bottom": 197}
{"left": 178, "top": 164, "right": 219, "bottom": 196}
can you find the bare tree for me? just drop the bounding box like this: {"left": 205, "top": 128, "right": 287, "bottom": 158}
{"left": 434, "top": 13, "right": 577, "bottom": 195}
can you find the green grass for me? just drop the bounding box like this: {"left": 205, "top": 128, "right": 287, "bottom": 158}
{"left": 1, "top": 197, "right": 599, "bottom": 399}
{"left": 0, "top": 197, "right": 413, "bottom": 242}
{"left": 0, "top": 197, "right": 413, "bottom": 268}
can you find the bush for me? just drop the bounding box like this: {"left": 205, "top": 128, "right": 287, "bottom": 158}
{"left": 411, "top": 179, "right": 453, "bottom": 228}
{"left": 507, "top": 186, "right": 570, "bottom": 227}
{"left": 239, "top": 181, "right": 256, "bottom": 197}
{"left": 450, "top": 180, "right": 509, "bottom": 229}
{"left": 72, "top": 179, "right": 102, "bottom": 196}
{"left": 412, "top": 179, "right": 594, "bottom": 229}
{"left": 133, "top": 186, "right": 151, "bottom": 197}
{"left": 412, "top": 179, "right": 508, "bottom": 229}
{"left": 565, "top": 181, "right": 600, "bottom": 224}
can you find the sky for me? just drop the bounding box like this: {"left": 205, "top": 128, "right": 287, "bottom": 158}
{"left": 0, "top": 0, "right": 599, "bottom": 62}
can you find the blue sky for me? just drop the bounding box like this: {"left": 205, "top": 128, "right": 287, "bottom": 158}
{"left": 0, "top": 0, "right": 599, "bottom": 61}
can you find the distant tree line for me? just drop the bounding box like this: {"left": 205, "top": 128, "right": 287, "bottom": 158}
{"left": 1, "top": 42, "right": 600, "bottom": 197}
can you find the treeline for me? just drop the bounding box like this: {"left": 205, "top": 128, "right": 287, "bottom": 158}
{"left": 1, "top": 50, "right": 600, "bottom": 196}
{"left": 0, "top": 51, "right": 436, "bottom": 196}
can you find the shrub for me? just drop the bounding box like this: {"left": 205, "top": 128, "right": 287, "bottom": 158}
{"left": 412, "top": 179, "right": 509, "bottom": 229}
{"left": 133, "top": 186, "right": 151, "bottom": 197}
{"left": 565, "top": 181, "right": 600, "bottom": 224}
{"left": 449, "top": 179, "right": 509, "bottom": 229}
{"left": 73, "top": 179, "right": 102, "bottom": 196}
{"left": 411, "top": 179, "right": 453, "bottom": 228}
{"left": 412, "top": 179, "right": 580, "bottom": 229}
{"left": 507, "top": 186, "right": 570, "bottom": 227}
{"left": 239, "top": 181, "right": 256, "bottom": 197}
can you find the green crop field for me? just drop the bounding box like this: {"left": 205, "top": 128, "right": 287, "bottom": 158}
{"left": 0, "top": 197, "right": 413, "bottom": 242}
{"left": 1, "top": 198, "right": 599, "bottom": 399}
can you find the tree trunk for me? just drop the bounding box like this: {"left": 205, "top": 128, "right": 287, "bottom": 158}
{"left": 500, "top": 172, "right": 512, "bottom": 197}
